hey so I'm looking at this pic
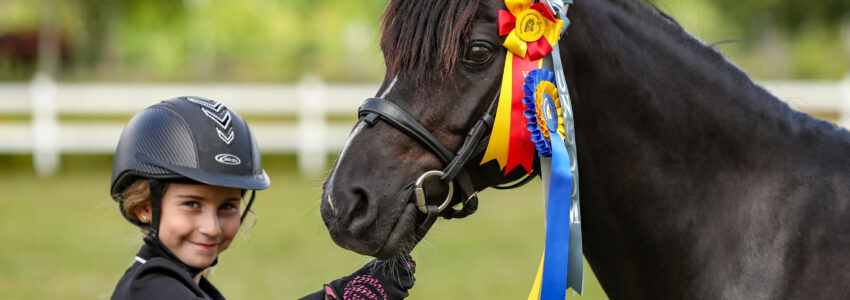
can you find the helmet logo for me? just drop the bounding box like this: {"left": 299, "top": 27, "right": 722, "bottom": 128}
{"left": 185, "top": 97, "right": 235, "bottom": 144}
{"left": 215, "top": 153, "right": 242, "bottom": 165}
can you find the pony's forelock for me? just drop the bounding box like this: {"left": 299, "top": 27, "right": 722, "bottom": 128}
{"left": 380, "top": 0, "right": 482, "bottom": 84}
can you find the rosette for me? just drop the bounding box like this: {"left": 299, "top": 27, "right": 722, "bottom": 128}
{"left": 498, "top": 0, "right": 565, "bottom": 60}
{"left": 522, "top": 69, "right": 565, "bottom": 157}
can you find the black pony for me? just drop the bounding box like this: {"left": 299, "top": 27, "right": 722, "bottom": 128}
{"left": 321, "top": 0, "right": 850, "bottom": 298}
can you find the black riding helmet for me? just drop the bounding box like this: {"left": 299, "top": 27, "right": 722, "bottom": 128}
{"left": 111, "top": 96, "right": 270, "bottom": 231}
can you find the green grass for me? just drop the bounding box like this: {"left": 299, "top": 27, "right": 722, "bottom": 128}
{"left": 0, "top": 156, "right": 608, "bottom": 299}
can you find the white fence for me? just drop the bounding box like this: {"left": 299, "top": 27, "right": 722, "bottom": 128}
{"left": 1, "top": 75, "right": 849, "bottom": 176}
{"left": 0, "top": 75, "right": 376, "bottom": 176}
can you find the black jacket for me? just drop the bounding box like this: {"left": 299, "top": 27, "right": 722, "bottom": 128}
{"left": 112, "top": 240, "right": 224, "bottom": 300}
{"left": 111, "top": 239, "right": 407, "bottom": 300}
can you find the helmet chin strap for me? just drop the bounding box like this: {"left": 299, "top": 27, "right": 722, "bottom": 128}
{"left": 147, "top": 179, "right": 165, "bottom": 237}
{"left": 241, "top": 190, "right": 256, "bottom": 224}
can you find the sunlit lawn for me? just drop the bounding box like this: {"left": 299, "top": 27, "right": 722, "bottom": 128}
{"left": 0, "top": 155, "right": 607, "bottom": 299}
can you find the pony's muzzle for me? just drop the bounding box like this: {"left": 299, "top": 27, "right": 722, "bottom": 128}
{"left": 320, "top": 184, "right": 382, "bottom": 255}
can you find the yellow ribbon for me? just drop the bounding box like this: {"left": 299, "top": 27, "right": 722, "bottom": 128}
{"left": 505, "top": 0, "right": 531, "bottom": 15}
{"left": 480, "top": 52, "right": 516, "bottom": 169}
{"left": 527, "top": 250, "right": 545, "bottom": 300}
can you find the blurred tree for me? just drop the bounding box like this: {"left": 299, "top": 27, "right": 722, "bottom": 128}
{"left": 711, "top": 0, "right": 850, "bottom": 35}
{"left": 655, "top": 0, "right": 849, "bottom": 79}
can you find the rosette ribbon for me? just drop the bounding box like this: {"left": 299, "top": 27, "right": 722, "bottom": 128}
{"left": 482, "top": 1, "right": 583, "bottom": 298}
{"left": 498, "top": 0, "right": 565, "bottom": 60}
{"left": 481, "top": 0, "right": 563, "bottom": 175}
{"left": 521, "top": 69, "right": 576, "bottom": 300}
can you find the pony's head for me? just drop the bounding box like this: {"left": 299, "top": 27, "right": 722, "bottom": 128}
{"left": 321, "top": 0, "right": 530, "bottom": 258}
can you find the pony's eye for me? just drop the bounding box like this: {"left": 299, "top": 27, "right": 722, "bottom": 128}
{"left": 464, "top": 43, "right": 493, "bottom": 64}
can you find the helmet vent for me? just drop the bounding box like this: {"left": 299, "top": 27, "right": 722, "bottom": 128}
{"left": 185, "top": 97, "right": 235, "bottom": 144}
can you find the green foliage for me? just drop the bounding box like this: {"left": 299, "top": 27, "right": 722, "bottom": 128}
{"left": 0, "top": 0, "right": 388, "bottom": 82}
{"left": 790, "top": 25, "right": 850, "bottom": 79}
{"left": 653, "top": 0, "right": 850, "bottom": 79}
{"left": 709, "top": 0, "right": 850, "bottom": 34}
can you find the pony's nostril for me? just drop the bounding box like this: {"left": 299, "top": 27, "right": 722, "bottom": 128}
{"left": 345, "top": 187, "right": 376, "bottom": 233}
{"left": 353, "top": 189, "right": 368, "bottom": 217}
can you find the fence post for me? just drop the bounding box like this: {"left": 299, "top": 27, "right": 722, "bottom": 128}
{"left": 296, "top": 75, "right": 328, "bottom": 177}
{"left": 29, "top": 72, "right": 59, "bottom": 177}
{"left": 841, "top": 73, "right": 850, "bottom": 129}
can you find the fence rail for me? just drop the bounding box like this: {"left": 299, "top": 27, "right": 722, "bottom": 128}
{"left": 1, "top": 75, "right": 849, "bottom": 176}
{"left": 0, "top": 75, "right": 378, "bottom": 176}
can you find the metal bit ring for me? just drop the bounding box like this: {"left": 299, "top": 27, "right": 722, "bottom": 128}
{"left": 414, "top": 170, "right": 454, "bottom": 214}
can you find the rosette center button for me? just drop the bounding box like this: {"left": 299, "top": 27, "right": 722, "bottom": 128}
{"left": 541, "top": 95, "right": 559, "bottom": 133}
{"left": 516, "top": 10, "right": 546, "bottom": 42}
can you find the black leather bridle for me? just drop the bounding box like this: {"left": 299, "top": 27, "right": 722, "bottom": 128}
{"left": 357, "top": 89, "right": 537, "bottom": 234}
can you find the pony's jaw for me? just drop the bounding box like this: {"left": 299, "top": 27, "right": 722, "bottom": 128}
{"left": 373, "top": 202, "right": 420, "bottom": 258}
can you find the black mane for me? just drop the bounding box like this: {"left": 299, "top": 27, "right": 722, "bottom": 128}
{"left": 380, "top": 0, "right": 481, "bottom": 83}
{"left": 380, "top": 0, "right": 684, "bottom": 83}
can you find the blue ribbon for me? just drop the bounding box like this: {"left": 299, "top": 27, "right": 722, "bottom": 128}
{"left": 539, "top": 95, "right": 573, "bottom": 300}
{"left": 522, "top": 70, "right": 576, "bottom": 299}
{"left": 522, "top": 2, "right": 582, "bottom": 297}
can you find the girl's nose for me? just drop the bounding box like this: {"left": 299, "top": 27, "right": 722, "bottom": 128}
{"left": 198, "top": 210, "right": 221, "bottom": 237}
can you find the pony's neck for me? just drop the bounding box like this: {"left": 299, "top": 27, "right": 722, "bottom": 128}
{"left": 564, "top": 1, "right": 799, "bottom": 193}
{"left": 565, "top": 0, "right": 790, "bottom": 137}
{"left": 561, "top": 1, "right": 848, "bottom": 297}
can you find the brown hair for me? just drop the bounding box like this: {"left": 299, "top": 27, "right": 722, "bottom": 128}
{"left": 121, "top": 179, "right": 153, "bottom": 223}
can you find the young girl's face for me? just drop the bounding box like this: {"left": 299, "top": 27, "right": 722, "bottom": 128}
{"left": 157, "top": 183, "right": 243, "bottom": 268}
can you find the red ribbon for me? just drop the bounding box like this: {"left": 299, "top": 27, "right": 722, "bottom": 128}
{"left": 498, "top": 10, "right": 516, "bottom": 35}
{"left": 505, "top": 54, "right": 539, "bottom": 174}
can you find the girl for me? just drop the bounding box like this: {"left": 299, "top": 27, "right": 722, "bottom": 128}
{"left": 110, "top": 97, "right": 415, "bottom": 300}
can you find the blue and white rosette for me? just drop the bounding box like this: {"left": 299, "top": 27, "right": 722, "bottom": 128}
{"left": 523, "top": 68, "right": 580, "bottom": 300}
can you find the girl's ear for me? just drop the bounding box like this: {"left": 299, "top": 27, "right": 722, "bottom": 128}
{"left": 134, "top": 203, "right": 152, "bottom": 223}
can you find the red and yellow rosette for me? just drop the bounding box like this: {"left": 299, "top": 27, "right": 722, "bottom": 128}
{"left": 498, "top": 0, "right": 564, "bottom": 60}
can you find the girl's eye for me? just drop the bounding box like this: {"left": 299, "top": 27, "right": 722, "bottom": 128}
{"left": 219, "top": 203, "right": 238, "bottom": 211}
{"left": 184, "top": 201, "right": 200, "bottom": 208}
{"left": 464, "top": 43, "right": 494, "bottom": 64}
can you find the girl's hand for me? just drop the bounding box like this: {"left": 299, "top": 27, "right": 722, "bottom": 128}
{"left": 323, "top": 255, "right": 416, "bottom": 300}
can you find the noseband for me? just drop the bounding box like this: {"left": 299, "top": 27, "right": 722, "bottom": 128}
{"left": 357, "top": 90, "right": 537, "bottom": 231}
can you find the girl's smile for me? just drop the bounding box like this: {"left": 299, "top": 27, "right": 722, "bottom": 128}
{"left": 190, "top": 241, "right": 218, "bottom": 249}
